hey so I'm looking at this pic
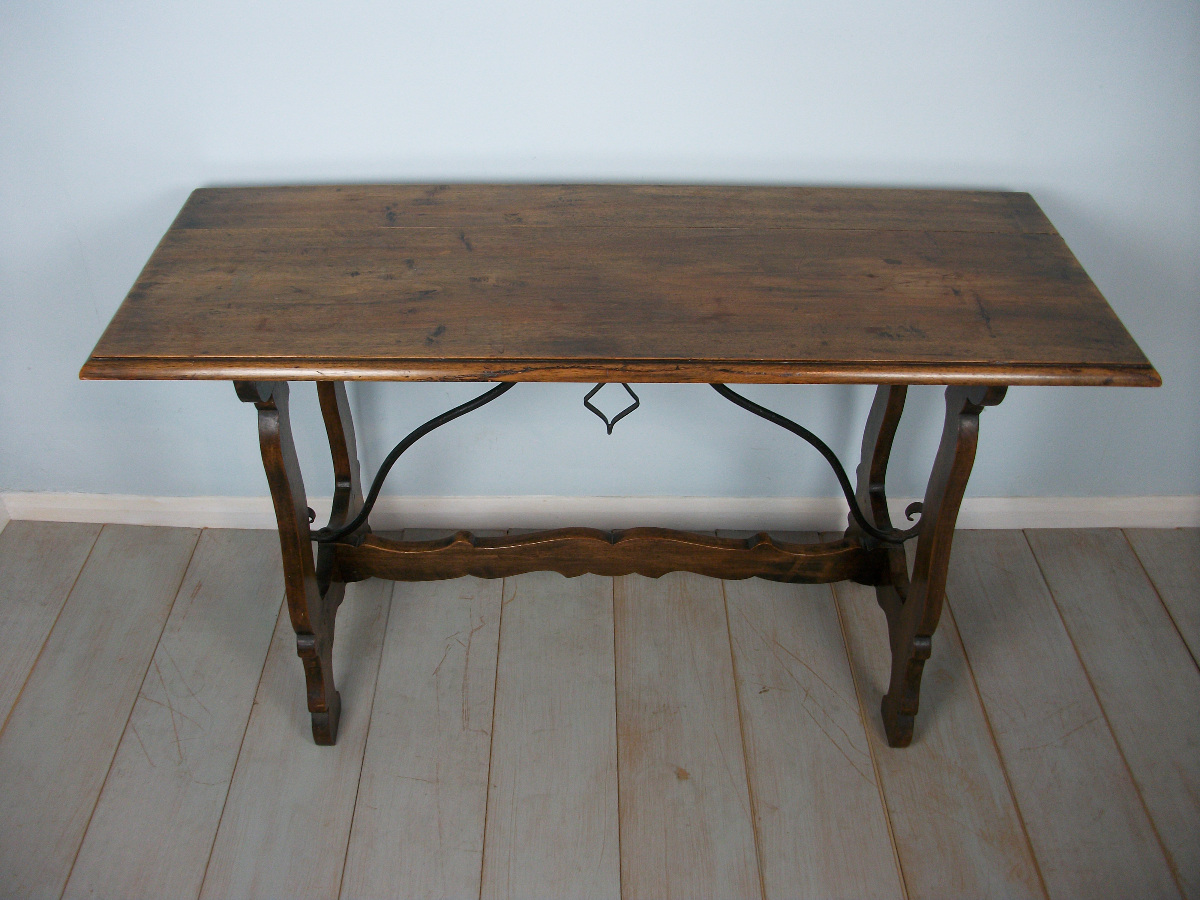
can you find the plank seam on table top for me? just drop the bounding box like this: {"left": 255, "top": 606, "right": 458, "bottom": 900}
{"left": 175, "top": 192, "right": 1049, "bottom": 228}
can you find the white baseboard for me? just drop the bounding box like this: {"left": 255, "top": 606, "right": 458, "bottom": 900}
{"left": 0, "top": 492, "right": 1196, "bottom": 531}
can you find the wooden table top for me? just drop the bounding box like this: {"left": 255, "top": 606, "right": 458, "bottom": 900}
{"left": 80, "top": 184, "right": 1159, "bottom": 386}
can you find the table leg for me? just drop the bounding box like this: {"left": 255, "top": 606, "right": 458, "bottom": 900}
{"left": 236, "top": 380, "right": 349, "bottom": 745}
{"left": 238, "top": 378, "right": 1002, "bottom": 748}
{"left": 853, "top": 384, "right": 1007, "bottom": 746}
{"left": 315, "top": 381, "right": 367, "bottom": 598}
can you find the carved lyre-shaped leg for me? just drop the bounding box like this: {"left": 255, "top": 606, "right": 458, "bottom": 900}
{"left": 852, "top": 384, "right": 1006, "bottom": 747}
{"left": 237, "top": 380, "right": 347, "bottom": 744}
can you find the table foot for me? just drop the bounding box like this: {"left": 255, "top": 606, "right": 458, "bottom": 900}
{"left": 297, "top": 638, "right": 341, "bottom": 744}
{"left": 880, "top": 649, "right": 926, "bottom": 747}
{"left": 310, "top": 695, "right": 342, "bottom": 744}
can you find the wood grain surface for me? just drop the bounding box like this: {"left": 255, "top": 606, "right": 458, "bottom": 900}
{"left": 1026, "top": 529, "right": 1200, "bottom": 898}
{"left": 63, "top": 530, "right": 284, "bottom": 900}
{"left": 724, "top": 533, "right": 904, "bottom": 899}
{"left": 197, "top": 579, "right": 391, "bottom": 900}
{"left": 945, "top": 530, "right": 1180, "bottom": 898}
{"left": 0, "top": 525, "right": 200, "bottom": 899}
{"left": 480, "top": 572, "right": 620, "bottom": 900}
{"left": 1125, "top": 528, "right": 1200, "bottom": 666}
{"left": 81, "top": 184, "right": 1158, "bottom": 386}
{"left": 0, "top": 523, "right": 1195, "bottom": 898}
{"left": 832, "top": 533, "right": 1046, "bottom": 900}
{"left": 615, "top": 572, "right": 762, "bottom": 900}
{"left": 335, "top": 528, "right": 885, "bottom": 585}
{"left": 0, "top": 521, "right": 101, "bottom": 731}
{"left": 341, "top": 574, "right": 502, "bottom": 900}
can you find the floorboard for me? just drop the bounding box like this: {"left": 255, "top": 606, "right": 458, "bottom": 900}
{"left": 63, "top": 529, "right": 284, "bottom": 900}
{"left": 481, "top": 572, "right": 620, "bottom": 900}
{"left": 0, "top": 520, "right": 101, "bottom": 733}
{"left": 1124, "top": 528, "right": 1200, "bottom": 667}
{"left": 615, "top": 572, "right": 762, "bottom": 900}
{"left": 342, "top": 574, "right": 502, "bottom": 900}
{"left": 945, "top": 529, "right": 1180, "bottom": 898}
{"left": 198, "top": 578, "right": 391, "bottom": 900}
{"left": 0, "top": 525, "right": 200, "bottom": 899}
{"left": 0, "top": 523, "right": 1193, "bottom": 899}
{"left": 724, "top": 532, "right": 903, "bottom": 900}
{"left": 1026, "top": 528, "right": 1200, "bottom": 898}
{"left": 834, "top": 571, "right": 1046, "bottom": 900}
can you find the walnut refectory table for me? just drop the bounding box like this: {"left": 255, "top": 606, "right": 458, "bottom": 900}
{"left": 81, "top": 184, "right": 1159, "bottom": 748}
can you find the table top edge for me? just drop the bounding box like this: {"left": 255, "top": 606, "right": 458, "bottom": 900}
{"left": 79, "top": 355, "right": 1163, "bottom": 387}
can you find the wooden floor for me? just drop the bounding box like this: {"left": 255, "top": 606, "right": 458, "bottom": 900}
{"left": 0, "top": 523, "right": 1196, "bottom": 899}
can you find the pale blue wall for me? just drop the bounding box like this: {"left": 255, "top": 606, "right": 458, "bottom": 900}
{"left": 2, "top": 0, "right": 1196, "bottom": 502}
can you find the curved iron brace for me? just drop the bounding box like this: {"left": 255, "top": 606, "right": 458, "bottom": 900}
{"left": 711, "top": 383, "right": 921, "bottom": 545}
{"left": 313, "top": 382, "right": 516, "bottom": 543}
